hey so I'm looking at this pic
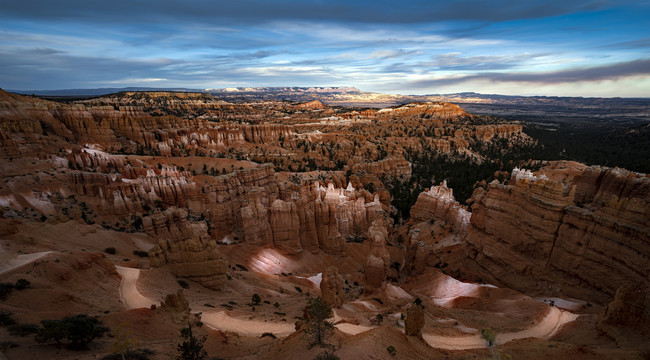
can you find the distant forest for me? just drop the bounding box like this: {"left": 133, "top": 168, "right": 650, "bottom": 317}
{"left": 523, "top": 121, "right": 650, "bottom": 174}
{"left": 387, "top": 118, "right": 649, "bottom": 222}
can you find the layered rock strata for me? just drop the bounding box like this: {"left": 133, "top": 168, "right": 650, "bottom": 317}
{"left": 464, "top": 166, "right": 650, "bottom": 303}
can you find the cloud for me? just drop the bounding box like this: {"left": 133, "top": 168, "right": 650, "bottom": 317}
{"left": 423, "top": 53, "right": 548, "bottom": 70}
{"left": 0, "top": 0, "right": 629, "bottom": 25}
{"left": 369, "top": 49, "right": 419, "bottom": 60}
{"left": 396, "top": 58, "right": 650, "bottom": 89}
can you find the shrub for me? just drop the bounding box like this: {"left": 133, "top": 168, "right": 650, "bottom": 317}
{"left": 375, "top": 314, "right": 383, "bottom": 325}
{"left": 36, "top": 314, "right": 109, "bottom": 349}
{"left": 177, "top": 280, "right": 189, "bottom": 289}
{"left": 260, "top": 332, "right": 276, "bottom": 339}
{"left": 0, "top": 283, "right": 14, "bottom": 300}
{"left": 235, "top": 264, "right": 248, "bottom": 271}
{"left": 0, "top": 311, "right": 17, "bottom": 327}
{"left": 110, "top": 323, "right": 139, "bottom": 360}
{"left": 387, "top": 345, "right": 396, "bottom": 356}
{"left": 480, "top": 328, "right": 496, "bottom": 347}
{"left": 295, "top": 286, "right": 303, "bottom": 293}
{"left": 132, "top": 250, "right": 149, "bottom": 258}
{"left": 273, "top": 302, "right": 280, "bottom": 308}
{"left": 251, "top": 294, "right": 261, "bottom": 305}
{"left": 105, "top": 247, "right": 117, "bottom": 255}
{"left": 14, "top": 279, "right": 31, "bottom": 290}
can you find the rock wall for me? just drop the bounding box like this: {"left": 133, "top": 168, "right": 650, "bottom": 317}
{"left": 464, "top": 166, "right": 650, "bottom": 303}
{"left": 148, "top": 208, "right": 228, "bottom": 290}
{"left": 410, "top": 181, "right": 470, "bottom": 237}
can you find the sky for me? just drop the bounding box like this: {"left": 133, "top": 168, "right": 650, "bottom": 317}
{"left": 1, "top": 0, "right": 649, "bottom": 97}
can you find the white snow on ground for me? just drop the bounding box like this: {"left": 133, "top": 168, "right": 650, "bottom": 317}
{"left": 0, "top": 251, "right": 52, "bottom": 275}
{"left": 201, "top": 311, "right": 295, "bottom": 337}
{"left": 115, "top": 266, "right": 157, "bottom": 309}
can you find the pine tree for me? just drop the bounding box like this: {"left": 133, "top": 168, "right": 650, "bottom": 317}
{"left": 303, "top": 296, "right": 334, "bottom": 346}
{"left": 176, "top": 320, "right": 207, "bottom": 360}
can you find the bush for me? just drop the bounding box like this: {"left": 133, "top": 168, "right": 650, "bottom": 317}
{"left": 36, "top": 314, "right": 109, "bottom": 349}
{"left": 105, "top": 247, "right": 117, "bottom": 255}
{"left": 251, "top": 294, "right": 261, "bottom": 305}
{"left": 0, "top": 311, "right": 16, "bottom": 327}
{"left": 375, "top": 314, "right": 383, "bottom": 325}
{"left": 8, "top": 323, "right": 39, "bottom": 336}
{"left": 14, "top": 279, "right": 31, "bottom": 290}
{"left": 177, "top": 280, "right": 189, "bottom": 289}
{"left": 235, "top": 264, "right": 248, "bottom": 271}
{"left": 0, "top": 283, "right": 14, "bottom": 300}
{"left": 260, "top": 332, "right": 276, "bottom": 339}
{"left": 387, "top": 345, "right": 396, "bottom": 356}
{"left": 132, "top": 250, "right": 149, "bottom": 258}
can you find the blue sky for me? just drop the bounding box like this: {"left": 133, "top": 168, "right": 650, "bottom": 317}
{"left": 1, "top": 0, "right": 649, "bottom": 96}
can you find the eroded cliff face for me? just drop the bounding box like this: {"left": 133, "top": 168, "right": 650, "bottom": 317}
{"left": 464, "top": 165, "right": 650, "bottom": 303}
{"left": 402, "top": 162, "right": 649, "bottom": 304}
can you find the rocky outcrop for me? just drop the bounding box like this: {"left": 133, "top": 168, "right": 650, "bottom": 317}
{"left": 269, "top": 199, "right": 302, "bottom": 255}
{"left": 410, "top": 181, "right": 470, "bottom": 236}
{"left": 365, "top": 255, "right": 386, "bottom": 294}
{"left": 364, "top": 220, "right": 392, "bottom": 294}
{"left": 159, "top": 290, "right": 191, "bottom": 323}
{"left": 148, "top": 209, "right": 228, "bottom": 290}
{"left": 464, "top": 165, "right": 650, "bottom": 303}
{"left": 404, "top": 303, "right": 425, "bottom": 337}
{"left": 320, "top": 266, "right": 345, "bottom": 308}
{"left": 240, "top": 194, "right": 273, "bottom": 246}
{"left": 598, "top": 283, "right": 650, "bottom": 335}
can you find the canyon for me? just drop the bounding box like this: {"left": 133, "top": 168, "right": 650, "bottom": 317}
{"left": 0, "top": 89, "right": 648, "bottom": 360}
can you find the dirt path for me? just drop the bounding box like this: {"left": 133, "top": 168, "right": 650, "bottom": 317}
{"left": 115, "top": 266, "right": 157, "bottom": 309}
{"left": 421, "top": 306, "right": 579, "bottom": 350}
{"left": 201, "top": 311, "right": 295, "bottom": 337}
{"left": 0, "top": 251, "right": 52, "bottom": 275}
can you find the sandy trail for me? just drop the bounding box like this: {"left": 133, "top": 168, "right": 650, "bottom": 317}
{"left": 115, "top": 266, "right": 157, "bottom": 309}
{"left": 335, "top": 323, "right": 376, "bottom": 335}
{"left": 422, "top": 306, "right": 579, "bottom": 350}
{"left": 0, "top": 251, "right": 52, "bottom": 275}
{"left": 201, "top": 311, "right": 295, "bottom": 337}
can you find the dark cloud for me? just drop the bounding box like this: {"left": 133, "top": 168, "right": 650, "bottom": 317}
{"left": 423, "top": 53, "right": 548, "bottom": 71}
{"left": 401, "top": 58, "right": 650, "bottom": 89}
{"left": 0, "top": 0, "right": 626, "bottom": 25}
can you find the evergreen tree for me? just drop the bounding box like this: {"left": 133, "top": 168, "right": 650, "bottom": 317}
{"left": 303, "top": 296, "right": 334, "bottom": 346}
{"left": 176, "top": 320, "right": 207, "bottom": 360}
